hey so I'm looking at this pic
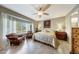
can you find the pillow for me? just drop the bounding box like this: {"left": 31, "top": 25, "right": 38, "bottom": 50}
{"left": 42, "top": 29, "right": 54, "bottom": 33}
{"left": 45, "top": 30, "right": 50, "bottom": 32}
{"left": 42, "top": 29, "right": 45, "bottom": 32}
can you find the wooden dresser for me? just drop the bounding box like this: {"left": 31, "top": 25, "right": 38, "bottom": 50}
{"left": 72, "top": 28, "right": 79, "bottom": 54}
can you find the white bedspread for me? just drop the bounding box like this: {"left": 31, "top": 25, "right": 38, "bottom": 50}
{"left": 33, "top": 32, "right": 55, "bottom": 48}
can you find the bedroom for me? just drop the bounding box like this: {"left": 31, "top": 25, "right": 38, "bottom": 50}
{"left": 0, "top": 4, "right": 79, "bottom": 54}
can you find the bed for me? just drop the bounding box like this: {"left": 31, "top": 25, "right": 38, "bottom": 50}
{"left": 32, "top": 29, "right": 56, "bottom": 48}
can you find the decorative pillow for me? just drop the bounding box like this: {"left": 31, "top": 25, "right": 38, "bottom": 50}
{"left": 45, "top": 30, "right": 50, "bottom": 32}
{"left": 42, "top": 29, "right": 45, "bottom": 32}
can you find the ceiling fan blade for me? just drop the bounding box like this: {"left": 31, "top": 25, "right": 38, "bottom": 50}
{"left": 43, "top": 13, "right": 49, "bottom": 15}
{"left": 38, "top": 8, "right": 42, "bottom": 11}
{"left": 32, "top": 13, "right": 37, "bottom": 15}
{"left": 38, "top": 15, "right": 42, "bottom": 18}
{"left": 32, "top": 5, "right": 39, "bottom": 11}
{"left": 41, "top": 4, "right": 51, "bottom": 11}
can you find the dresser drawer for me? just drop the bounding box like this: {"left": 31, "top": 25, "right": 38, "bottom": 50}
{"left": 74, "top": 39, "right": 79, "bottom": 46}
{"left": 72, "top": 29, "right": 79, "bottom": 34}
{"left": 74, "top": 45, "right": 79, "bottom": 54}
{"left": 72, "top": 34, "right": 79, "bottom": 39}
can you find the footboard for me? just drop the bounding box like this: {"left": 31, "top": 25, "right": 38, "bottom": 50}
{"left": 33, "top": 32, "right": 55, "bottom": 48}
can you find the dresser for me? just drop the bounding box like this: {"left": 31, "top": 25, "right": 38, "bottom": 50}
{"left": 72, "top": 28, "right": 79, "bottom": 54}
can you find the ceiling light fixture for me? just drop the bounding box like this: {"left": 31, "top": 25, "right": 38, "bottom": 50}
{"left": 37, "top": 11, "right": 43, "bottom": 16}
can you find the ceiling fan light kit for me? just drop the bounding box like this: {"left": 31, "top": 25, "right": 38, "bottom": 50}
{"left": 37, "top": 11, "right": 43, "bottom": 16}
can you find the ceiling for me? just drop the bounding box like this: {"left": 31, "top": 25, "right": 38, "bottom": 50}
{"left": 1, "top": 4, "right": 76, "bottom": 21}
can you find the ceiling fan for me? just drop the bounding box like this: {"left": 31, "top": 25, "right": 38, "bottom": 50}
{"left": 32, "top": 4, "right": 51, "bottom": 18}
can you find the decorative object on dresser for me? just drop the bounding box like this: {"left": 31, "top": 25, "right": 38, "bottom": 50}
{"left": 55, "top": 31, "right": 67, "bottom": 41}
{"left": 6, "top": 33, "right": 25, "bottom": 46}
{"left": 72, "top": 28, "right": 79, "bottom": 54}
{"left": 44, "top": 20, "right": 51, "bottom": 28}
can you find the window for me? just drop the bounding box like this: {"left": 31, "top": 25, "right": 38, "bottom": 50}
{"left": 21, "top": 22, "right": 26, "bottom": 32}
{"left": 2, "top": 13, "right": 34, "bottom": 38}
{"left": 71, "top": 11, "right": 78, "bottom": 28}
{"left": 71, "top": 17, "right": 78, "bottom": 27}
{"left": 16, "top": 21, "right": 30, "bottom": 33}
{"left": 16, "top": 21, "right": 22, "bottom": 33}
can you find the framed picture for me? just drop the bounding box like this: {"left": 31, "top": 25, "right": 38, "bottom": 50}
{"left": 44, "top": 20, "right": 51, "bottom": 28}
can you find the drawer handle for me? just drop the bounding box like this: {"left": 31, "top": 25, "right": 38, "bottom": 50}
{"left": 75, "top": 41, "right": 77, "bottom": 42}
{"left": 75, "top": 47, "right": 77, "bottom": 48}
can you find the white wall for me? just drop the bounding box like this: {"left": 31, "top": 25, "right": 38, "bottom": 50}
{"left": 65, "top": 15, "right": 71, "bottom": 52}
{"left": 38, "top": 16, "right": 66, "bottom": 31}
{"left": 51, "top": 17, "right": 65, "bottom": 31}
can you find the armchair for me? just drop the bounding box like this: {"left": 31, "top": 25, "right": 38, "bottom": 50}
{"left": 6, "top": 33, "right": 25, "bottom": 46}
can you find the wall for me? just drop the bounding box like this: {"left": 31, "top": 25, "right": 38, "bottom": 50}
{"left": 38, "top": 16, "right": 66, "bottom": 31}
{"left": 51, "top": 17, "right": 65, "bottom": 31}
